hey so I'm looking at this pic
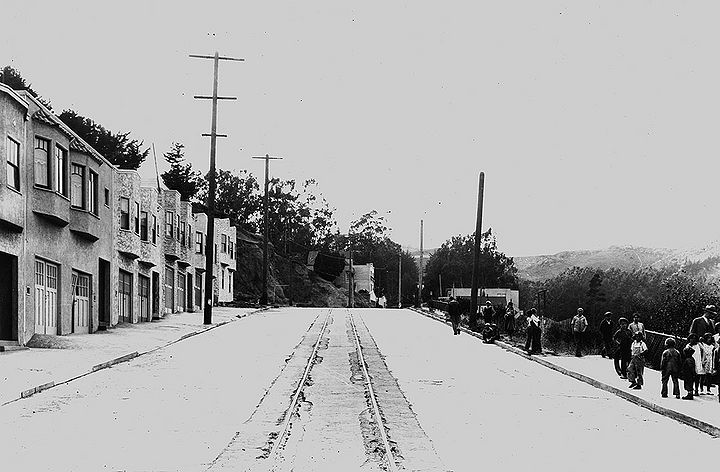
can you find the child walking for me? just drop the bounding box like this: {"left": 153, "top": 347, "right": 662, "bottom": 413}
{"left": 687, "top": 334, "right": 703, "bottom": 395}
{"left": 682, "top": 345, "right": 697, "bottom": 400}
{"left": 660, "top": 338, "right": 681, "bottom": 399}
{"left": 627, "top": 332, "right": 647, "bottom": 390}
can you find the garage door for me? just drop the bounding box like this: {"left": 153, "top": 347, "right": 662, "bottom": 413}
{"left": 72, "top": 271, "right": 90, "bottom": 333}
{"left": 35, "top": 260, "right": 58, "bottom": 335}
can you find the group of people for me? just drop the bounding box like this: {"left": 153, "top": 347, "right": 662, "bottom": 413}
{"left": 594, "top": 305, "right": 720, "bottom": 401}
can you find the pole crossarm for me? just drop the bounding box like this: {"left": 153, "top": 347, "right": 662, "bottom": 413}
{"left": 189, "top": 54, "right": 245, "bottom": 62}
{"left": 193, "top": 96, "right": 237, "bottom": 100}
{"left": 201, "top": 133, "right": 228, "bottom": 138}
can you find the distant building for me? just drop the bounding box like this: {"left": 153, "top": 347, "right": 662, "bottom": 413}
{"left": 446, "top": 287, "right": 519, "bottom": 308}
{"left": 336, "top": 261, "right": 376, "bottom": 302}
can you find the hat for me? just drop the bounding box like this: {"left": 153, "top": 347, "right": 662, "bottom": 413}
{"left": 665, "top": 338, "right": 675, "bottom": 347}
{"left": 704, "top": 305, "right": 717, "bottom": 315}
{"left": 577, "top": 308, "right": 584, "bottom": 313}
{"left": 604, "top": 311, "right": 612, "bottom": 317}
{"left": 485, "top": 301, "right": 492, "bottom": 305}
{"left": 618, "top": 317, "right": 628, "bottom": 324}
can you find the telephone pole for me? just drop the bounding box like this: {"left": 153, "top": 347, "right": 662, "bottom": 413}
{"left": 191, "top": 51, "right": 243, "bottom": 325}
{"left": 417, "top": 219, "right": 424, "bottom": 307}
{"left": 252, "top": 154, "right": 283, "bottom": 306}
{"left": 398, "top": 253, "right": 402, "bottom": 308}
{"left": 469, "top": 172, "right": 485, "bottom": 331}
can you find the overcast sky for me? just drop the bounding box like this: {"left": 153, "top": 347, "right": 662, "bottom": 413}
{"left": 3, "top": 2, "right": 719, "bottom": 256}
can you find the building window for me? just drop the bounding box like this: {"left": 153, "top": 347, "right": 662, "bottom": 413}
{"left": 165, "top": 211, "right": 174, "bottom": 237}
{"left": 134, "top": 202, "right": 140, "bottom": 234}
{"left": 34, "top": 137, "right": 50, "bottom": 187}
{"left": 214, "top": 244, "right": 218, "bottom": 263}
{"left": 6, "top": 137, "right": 20, "bottom": 191}
{"left": 221, "top": 234, "right": 227, "bottom": 253}
{"left": 140, "top": 211, "right": 149, "bottom": 241}
{"left": 188, "top": 225, "right": 192, "bottom": 247}
{"left": 70, "top": 163, "right": 85, "bottom": 208}
{"left": 104, "top": 187, "right": 110, "bottom": 207}
{"left": 229, "top": 241, "right": 234, "bottom": 259}
{"left": 88, "top": 170, "right": 98, "bottom": 215}
{"left": 175, "top": 214, "right": 180, "bottom": 240}
{"left": 180, "top": 222, "right": 186, "bottom": 247}
{"left": 120, "top": 197, "right": 130, "bottom": 230}
{"left": 221, "top": 268, "right": 225, "bottom": 289}
{"left": 152, "top": 215, "right": 157, "bottom": 244}
{"left": 195, "top": 231, "right": 203, "bottom": 254}
{"left": 54, "top": 145, "right": 68, "bottom": 196}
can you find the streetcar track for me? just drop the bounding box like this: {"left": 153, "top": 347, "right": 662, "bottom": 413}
{"left": 349, "top": 311, "right": 399, "bottom": 472}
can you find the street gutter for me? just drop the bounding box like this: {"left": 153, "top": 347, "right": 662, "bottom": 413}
{"left": 410, "top": 307, "right": 720, "bottom": 439}
{"left": 2, "top": 307, "right": 270, "bottom": 407}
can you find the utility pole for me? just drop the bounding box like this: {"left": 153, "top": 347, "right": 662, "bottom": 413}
{"left": 417, "top": 219, "right": 424, "bottom": 307}
{"left": 252, "top": 154, "right": 283, "bottom": 306}
{"left": 439, "top": 273, "right": 442, "bottom": 299}
{"left": 348, "top": 230, "right": 354, "bottom": 308}
{"left": 398, "top": 253, "right": 402, "bottom": 308}
{"left": 469, "top": 172, "right": 485, "bottom": 331}
{"left": 191, "top": 51, "right": 243, "bottom": 325}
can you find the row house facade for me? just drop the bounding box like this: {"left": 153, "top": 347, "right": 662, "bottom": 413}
{"left": 0, "top": 83, "right": 236, "bottom": 347}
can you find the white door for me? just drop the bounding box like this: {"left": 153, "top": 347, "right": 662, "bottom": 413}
{"left": 73, "top": 272, "right": 90, "bottom": 334}
{"left": 35, "top": 260, "right": 58, "bottom": 335}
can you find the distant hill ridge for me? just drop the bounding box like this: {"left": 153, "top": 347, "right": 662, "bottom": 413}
{"left": 514, "top": 245, "right": 677, "bottom": 281}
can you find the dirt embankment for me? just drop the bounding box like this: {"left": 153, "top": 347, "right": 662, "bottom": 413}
{"left": 233, "top": 235, "right": 369, "bottom": 308}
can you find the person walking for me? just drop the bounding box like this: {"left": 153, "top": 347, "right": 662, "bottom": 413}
{"left": 447, "top": 296, "right": 461, "bottom": 336}
{"left": 628, "top": 313, "right": 646, "bottom": 340}
{"left": 660, "top": 338, "right": 681, "bottom": 399}
{"left": 571, "top": 308, "right": 588, "bottom": 357}
{"left": 689, "top": 305, "right": 717, "bottom": 340}
{"left": 599, "top": 312, "right": 614, "bottom": 359}
{"left": 700, "top": 332, "right": 715, "bottom": 394}
{"left": 527, "top": 308, "right": 542, "bottom": 354}
{"left": 613, "top": 317, "right": 633, "bottom": 379}
{"left": 627, "top": 332, "right": 648, "bottom": 390}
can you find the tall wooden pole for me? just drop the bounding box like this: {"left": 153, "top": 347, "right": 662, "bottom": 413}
{"left": 398, "top": 253, "right": 402, "bottom": 308}
{"left": 252, "top": 154, "right": 283, "bottom": 306}
{"left": 417, "top": 219, "right": 423, "bottom": 307}
{"left": 191, "top": 51, "right": 242, "bottom": 325}
{"left": 469, "top": 172, "right": 485, "bottom": 330}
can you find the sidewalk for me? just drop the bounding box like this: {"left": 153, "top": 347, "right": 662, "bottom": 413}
{"left": 0, "top": 307, "right": 258, "bottom": 406}
{"left": 413, "top": 307, "right": 720, "bottom": 438}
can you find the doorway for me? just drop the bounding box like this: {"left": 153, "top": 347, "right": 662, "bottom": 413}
{"left": 0, "top": 252, "right": 18, "bottom": 341}
{"left": 98, "top": 259, "right": 111, "bottom": 328}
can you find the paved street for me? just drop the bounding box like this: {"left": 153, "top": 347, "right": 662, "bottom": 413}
{"left": 3, "top": 307, "right": 718, "bottom": 471}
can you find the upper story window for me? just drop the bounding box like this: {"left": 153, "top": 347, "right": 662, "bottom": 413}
{"left": 221, "top": 234, "right": 227, "bottom": 253}
{"left": 175, "top": 214, "right": 180, "bottom": 240}
{"left": 134, "top": 202, "right": 140, "bottom": 234}
{"left": 54, "top": 145, "right": 68, "bottom": 197}
{"left": 229, "top": 241, "right": 234, "bottom": 259}
{"left": 195, "top": 231, "right": 203, "bottom": 254}
{"left": 188, "top": 225, "right": 192, "bottom": 247}
{"left": 165, "top": 211, "right": 174, "bottom": 237}
{"left": 70, "top": 163, "right": 85, "bottom": 208}
{"left": 180, "top": 222, "right": 186, "bottom": 247}
{"left": 34, "top": 137, "right": 50, "bottom": 188}
{"left": 152, "top": 215, "right": 157, "bottom": 244}
{"left": 140, "top": 211, "right": 148, "bottom": 241}
{"left": 104, "top": 187, "right": 110, "bottom": 207}
{"left": 88, "top": 170, "right": 98, "bottom": 215}
{"left": 6, "top": 137, "right": 20, "bottom": 191}
{"left": 120, "top": 197, "right": 130, "bottom": 230}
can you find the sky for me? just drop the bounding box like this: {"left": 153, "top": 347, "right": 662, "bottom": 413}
{"left": 3, "top": 1, "right": 720, "bottom": 257}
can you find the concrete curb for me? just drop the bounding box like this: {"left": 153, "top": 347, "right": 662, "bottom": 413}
{"left": 410, "top": 307, "right": 720, "bottom": 438}
{"left": 3, "top": 307, "right": 269, "bottom": 406}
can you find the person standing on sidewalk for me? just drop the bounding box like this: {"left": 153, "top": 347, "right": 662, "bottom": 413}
{"left": 505, "top": 301, "right": 516, "bottom": 340}
{"left": 613, "top": 317, "right": 633, "bottom": 379}
{"left": 481, "top": 301, "right": 496, "bottom": 324}
{"left": 599, "top": 312, "right": 614, "bottom": 359}
{"left": 700, "top": 332, "right": 715, "bottom": 394}
{"left": 682, "top": 345, "right": 697, "bottom": 400}
{"left": 660, "top": 338, "right": 681, "bottom": 398}
{"left": 628, "top": 313, "right": 646, "bottom": 340}
{"left": 571, "top": 308, "right": 588, "bottom": 357}
{"left": 525, "top": 308, "right": 541, "bottom": 353}
{"left": 447, "top": 296, "right": 461, "bottom": 336}
{"left": 627, "top": 332, "right": 648, "bottom": 390}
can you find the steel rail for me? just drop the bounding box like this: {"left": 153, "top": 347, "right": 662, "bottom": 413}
{"left": 269, "top": 309, "right": 332, "bottom": 465}
{"left": 349, "top": 312, "right": 399, "bottom": 472}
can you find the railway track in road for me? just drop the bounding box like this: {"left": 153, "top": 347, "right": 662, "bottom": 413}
{"left": 208, "top": 308, "right": 441, "bottom": 471}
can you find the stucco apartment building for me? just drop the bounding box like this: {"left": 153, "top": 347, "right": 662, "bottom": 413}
{"left": 0, "top": 83, "right": 236, "bottom": 348}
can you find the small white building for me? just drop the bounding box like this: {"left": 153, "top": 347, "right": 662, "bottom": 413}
{"left": 446, "top": 287, "right": 519, "bottom": 308}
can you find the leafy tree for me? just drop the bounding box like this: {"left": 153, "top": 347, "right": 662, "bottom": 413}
{"left": 161, "top": 142, "right": 203, "bottom": 201}
{"left": 1, "top": 65, "right": 52, "bottom": 110}
{"left": 197, "top": 168, "right": 262, "bottom": 231}
{"left": 59, "top": 109, "right": 148, "bottom": 169}
{"left": 585, "top": 272, "right": 607, "bottom": 317}
{"left": 424, "top": 229, "right": 519, "bottom": 301}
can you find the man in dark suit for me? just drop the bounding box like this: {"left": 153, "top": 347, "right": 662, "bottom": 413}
{"left": 689, "top": 305, "right": 717, "bottom": 339}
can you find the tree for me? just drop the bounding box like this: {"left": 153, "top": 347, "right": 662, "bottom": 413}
{"left": 197, "top": 168, "right": 262, "bottom": 231}
{"left": 161, "top": 142, "right": 203, "bottom": 201}
{"left": 585, "top": 272, "right": 607, "bottom": 317}
{"left": 1, "top": 65, "right": 52, "bottom": 110}
{"left": 58, "top": 109, "right": 148, "bottom": 170}
{"left": 424, "top": 229, "right": 519, "bottom": 300}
